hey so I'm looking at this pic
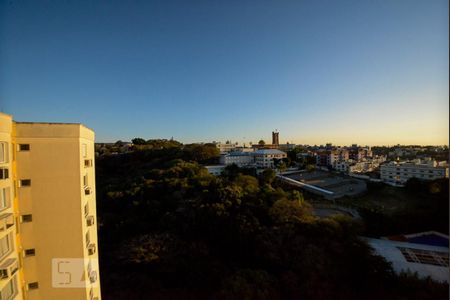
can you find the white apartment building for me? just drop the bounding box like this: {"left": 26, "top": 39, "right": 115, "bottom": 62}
{"left": 380, "top": 159, "right": 449, "bottom": 186}
{"left": 348, "top": 156, "right": 387, "bottom": 173}
{"left": 204, "top": 165, "right": 227, "bottom": 176}
{"left": 219, "top": 152, "right": 254, "bottom": 167}
{"left": 254, "top": 149, "right": 287, "bottom": 169}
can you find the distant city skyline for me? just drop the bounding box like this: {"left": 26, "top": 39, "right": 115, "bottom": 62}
{"left": 1, "top": 0, "right": 448, "bottom": 146}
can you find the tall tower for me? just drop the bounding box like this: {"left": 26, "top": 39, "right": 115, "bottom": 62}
{"left": 272, "top": 130, "right": 279, "bottom": 146}
{"left": 0, "top": 112, "right": 101, "bottom": 300}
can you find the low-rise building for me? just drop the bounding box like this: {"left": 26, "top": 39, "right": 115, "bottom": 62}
{"left": 366, "top": 232, "right": 449, "bottom": 283}
{"left": 205, "top": 165, "right": 227, "bottom": 176}
{"left": 380, "top": 159, "right": 448, "bottom": 186}
{"left": 215, "top": 142, "right": 238, "bottom": 153}
{"left": 348, "top": 145, "right": 372, "bottom": 161}
{"left": 348, "top": 155, "right": 387, "bottom": 173}
{"left": 254, "top": 149, "right": 287, "bottom": 169}
{"left": 219, "top": 152, "right": 254, "bottom": 167}
{"left": 334, "top": 160, "right": 351, "bottom": 172}
{"left": 278, "top": 143, "right": 297, "bottom": 151}
{"left": 316, "top": 148, "right": 349, "bottom": 167}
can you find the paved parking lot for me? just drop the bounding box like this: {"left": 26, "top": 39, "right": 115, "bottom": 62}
{"left": 285, "top": 170, "right": 367, "bottom": 199}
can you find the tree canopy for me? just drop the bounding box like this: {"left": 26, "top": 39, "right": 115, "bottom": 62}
{"left": 96, "top": 148, "right": 448, "bottom": 300}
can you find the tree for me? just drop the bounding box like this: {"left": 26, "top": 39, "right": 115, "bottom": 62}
{"left": 258, "top": 140, "right": 266, "bottom": 146}
{"left": 132, "top": 138, "right": 146, "bottom": 145}
{"left": 269, "top": 198, "right": 310, "bottom": 224}
{"left": 234, "top": 174, "right": 260, "bottom": 195}
{"left": 183, "top": 143, "right": 220, "bottom": 163}
{"left": 261, "top": 169, "right": 276, "bottom": 185}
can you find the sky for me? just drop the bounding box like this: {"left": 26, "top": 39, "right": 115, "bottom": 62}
{"left": 0, "top": 0, "right": 448, "bottom": 146}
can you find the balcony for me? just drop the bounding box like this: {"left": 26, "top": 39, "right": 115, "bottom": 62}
{"left": 86, "top": 216, "right": 95, "bottom": 227}
{"left": 0, "top": 214, "right": 14, "bottom": 232}
{"left": 0, "top": 258, "right": 18, "bottom": 280}
{"left": 89, "top": 270, "right": 97, "bottom": 284}
{"left": 84, "top": 187, "right": 92, "bottom": 196}
{"left": 0, "top": 168, "right": 8, "bottom": 180}
{"left": 84, "top": 159, "right": 93, "bottom": 168}
{"left": 87, "top": 244, "right": 96, "bottom": 256}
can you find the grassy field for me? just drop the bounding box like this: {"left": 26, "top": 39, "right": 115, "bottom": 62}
{"left": 334, "top": 181, "right": 449, "bottom": 236}
{"left": 337, "top": 183, "right": 412, "bottom": 213}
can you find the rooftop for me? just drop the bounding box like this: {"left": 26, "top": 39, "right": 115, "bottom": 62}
{"left": 254, "top": 149, "right": 286, "bottom": 155}
{"left": 385, "top": 231, "right": 449, "bottom": 248}
{"left": 365, "top": 237, "right": 449, "bottom": 283}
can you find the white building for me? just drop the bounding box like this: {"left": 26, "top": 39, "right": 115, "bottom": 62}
{"left": 219, "top": 152, "right": 254, "bottom": 167}
{"left": 348, "top": 156, "right": 387, "bottom": 173}
{"left": 380, "top": 159, "right": 448, "bottom": 186}
{"left": 254, "top": 149, "right": 287, "bottom": 169}
{"left": 215, "top": 142, "right": 238, "bottom": 153}
{"left": 366, "top": 236, "right": 448, "bottom": 283}
{"left": 204, "top": 165, "right": 227, "bottom": 176}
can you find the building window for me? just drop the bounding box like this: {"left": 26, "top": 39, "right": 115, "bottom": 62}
{"left": 83, "top": 175, "right": 88, "bottom": 187}
{"left": 24, "top": 249, "right": 36, "bottom": 257}
{"left": 19, "top": 179, "right": 31, "bottom": 187}
{"left": 398, "top": 247, "right": 448, "bottom": 267}
{"left": 82, "top": 144, "right": 87, "bottom": 158}
{"left": 0, "top": 142, "right": 7, "bottom": 163}
{"left": 27, "top": 282, "right": 39, "bottom": 290}
{"left": 0, "top": 234, "right": 11, "bottom": 258}
{"left": 84, "top": 159, "right": 93, "bottom": 168}
{"left": 18, "top": 144, "right": 30, "bottom": 151}
{"left": 0, "top": 276, "right": 16, "bottom": 299}
{"left": 84, "top": 203, "right": 89, "bottom": 216}
{"left": 0, "top": 188, "right": 10, "bottom": 211}
{"left": 21, "top": 215, "right": 32, "bottom": 223}
{"left": 0, "top": 168, "right": 8, "bottom": 180}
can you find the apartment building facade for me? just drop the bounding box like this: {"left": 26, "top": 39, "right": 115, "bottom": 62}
{"left": 219, "top": 152, "right": 254, "bottom": 167}
{"left": 380, "top": 159, "right": 449, "bottom": 186}
{"left": 254, "top": 149, "right": 287, "bottom": 169}
{"left": 316, "top": 149, "right": 349, "bottom": 167}
{"left": 0, "top": 112, "right": 101, "bottom": 300}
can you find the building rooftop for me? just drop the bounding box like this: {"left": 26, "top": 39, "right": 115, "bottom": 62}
{"left": 385, "top": 231, "right": 449, "bottom": 248}
{"left": 365, "top": 237, "right": 449, "bottom": 283}
{"left": 224, "top": 151, "right": 253, "bottom": 156}
{"left": 254, "top": 149, "right": 286, "bottom": 155}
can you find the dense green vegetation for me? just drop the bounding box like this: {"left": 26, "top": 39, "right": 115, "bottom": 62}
{"left": 337, "top": 179, "right": 449, "bottom": 236}
{"left": 96, "top": 141, "right": 448, "bottom": 299}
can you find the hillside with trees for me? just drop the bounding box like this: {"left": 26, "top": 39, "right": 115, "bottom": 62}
{"left": 96, "top": 140, "right": 448, "bottom": 299}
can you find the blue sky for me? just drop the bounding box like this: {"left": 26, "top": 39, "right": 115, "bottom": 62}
{"left": 0, "top": 0, "right": 448, "bottom": 145}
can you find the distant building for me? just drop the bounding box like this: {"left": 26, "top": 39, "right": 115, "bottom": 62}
{"left": 380, "top": 159, "right": 448, "bottom": 186}
{"left": 251, "top": 143, "right": 279, "bottom": 150}
{"left": 252, "top": 131, "right": 296, "bottom": 151}
{"left": 348, "top": 145, "right": 372, "bottom": 161}
{"left": 219, "top": 152, "right": 254, "bottom": 167}
{"left": 205, "top": 165, "right": 227, "bottom": 176}
{"left": 278, "top": 143, "right": 296, "bottom": 151}
{"left": 316, "top": 148, "right": 349, "bottom": 167}
{"left": 334, "top": 160, "right": 350, "bottom": 172}
{"left": 348, "top": 155, "right": 387, "bottom": 174}
{"left": 366, "top": 231, "right": 449, "bottom": 283}
{"left": 272, "top": 131, "right": 279, "bottom": 145}
{"left": 254, "top": 149, "right": 287, "bottom": 169}
{"left": 215, "top": 142, "right": 238, "bottom": 153}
